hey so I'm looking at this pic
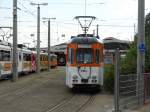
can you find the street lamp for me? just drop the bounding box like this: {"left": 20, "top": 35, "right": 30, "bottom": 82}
{"left": 43, "top": 17, "right": 56, "bottom": 71}
{"left": 30, "top": 2, "right": 48, "bottom": 74}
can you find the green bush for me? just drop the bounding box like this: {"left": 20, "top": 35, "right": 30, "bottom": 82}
{"left": 103, "top": 12, "right": 150, "bottom": 93}
{"left": 120, "top": 42, "right": 137, "bottom": 74}
{"left": 104, "top": 65, "right": 114, "bottom": 93}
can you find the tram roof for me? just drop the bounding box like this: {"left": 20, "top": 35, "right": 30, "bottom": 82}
{"left": 68, "top": 35, "right": 102, "bottom": 44}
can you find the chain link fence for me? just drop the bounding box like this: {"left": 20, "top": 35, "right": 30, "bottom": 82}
{"left": 144, "top": 73, "right": 150, "bottom": 103}
{"left": 119, "top": 74, "right": 141, "bottom": 109}
{"left": 114, "top": 49, "right": 145, "bottom": 112}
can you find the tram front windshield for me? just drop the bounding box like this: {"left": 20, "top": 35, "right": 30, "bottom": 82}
{"left": 77, "top": 48, "right": 93, "bottom": 64}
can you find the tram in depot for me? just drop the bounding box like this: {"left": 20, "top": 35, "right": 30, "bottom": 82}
{"left": 66, "top": 34, "right": 104, "bottom": 89}
{"left": 0, "top": 40, "right": 57, "bottom": 79}
{"left": 50, "top": 54, "right": 58, "bottom": 68}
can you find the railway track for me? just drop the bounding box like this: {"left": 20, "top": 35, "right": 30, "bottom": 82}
{"left": 76, "top": 94, "right": 96, "bottom": 112}
{"left": 0, "top": 70, "right": 58, "bottom": 98}
{"left": 0, "top": 77, "right": 51, "bottom": 99}
{"left": 44, "top": 93, "right": 96, "bottom": 112}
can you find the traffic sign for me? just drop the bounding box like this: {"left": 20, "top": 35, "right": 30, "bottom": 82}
{"left": 139, "top": 42, "right": 145, "bottom": 53}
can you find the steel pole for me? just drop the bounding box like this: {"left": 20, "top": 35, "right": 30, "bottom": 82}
{"left": 96, "top": 24, "right": 99, "bottom": 37}
{"left": 137, "top": 0, "right": 145, "bottom": 105}
{"left": 134, "top": 24, "right": 136, "bottom": 35}
{"left": 37, "top": 5, "right": 40, "bottom": 73}
{"left": 42, "top": 17, "right": 55, "bottom": 71}
{"left": 114, "top": 49, "right": 121, "bottom": 112}
{"left": 48, "top": 20, "right": 51, "bottom": 71}
{"left": 30, "top": 3, "right": 48, "bottom": 73}
{"left": 12, "top": 0, "right": 18, "bottom": 82}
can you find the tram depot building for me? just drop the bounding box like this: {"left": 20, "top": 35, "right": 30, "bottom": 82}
{"left": 40, "top": 37, "right": 130, "bottom": 66}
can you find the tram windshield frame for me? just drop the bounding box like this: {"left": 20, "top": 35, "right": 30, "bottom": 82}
{"left": 76, "top": 48, "right": 93, "bottom": 64}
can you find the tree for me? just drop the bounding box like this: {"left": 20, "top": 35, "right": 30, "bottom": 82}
{"left": 145, "top": 12, "right": 150, "bottom": 72}
{"left": 120, "top": 42, "right": 137, "bottom": 74}
{"left": 145, "top": 13, "right": 150, "bottom": 36}
{"left": 104, "top": 12, "right": 150, "bottom": 93}
{"left": 120, "top": 12, "right": 150, "bottom": 74}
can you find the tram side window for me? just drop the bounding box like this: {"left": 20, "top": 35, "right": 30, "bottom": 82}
{"left": 23, "top": 54, "right": 26, "bottom": 61}
{"left": 95, "top": 49, "right": 100, "bottom": 64}
{"left": 43, "top": 55, "right": 45, "bottom": 61}
{"left": 23, "top": 53, "right": 31, "bottom": 61}
{"left": 51, "top": 56, "right": 55, "bottom": 61}
{"left": 69, "top": 48, "right": 74, "bottom": 64}
{"left": 27, "top": 54, "right": 31, "bottom": 61}
{"left": 0, "top": 50, "right": 10, "bottom": 61}
{"left": 0, "top": 52, "right": 2, "bottom": 61}
{"left": 46, "top": 55, "right": 48, "bottom": 61}
{"left": 44, "top": 55, "right": 47, "bottom": 61}
{"left": 40, "top": 55, "right": 42, "bottom": 61}
{"left": 50, "top": 56, "right": 56, "bottom": 62}
{"left": 19, "top": 54, "right": 21, "bottom": 61}
{"left": 50, "top": 56, "right": 53, "bottom": 61}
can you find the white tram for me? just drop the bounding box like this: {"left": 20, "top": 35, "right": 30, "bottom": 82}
{"left": 0, "top": 40, "right": 57, "bottom": 79}
{"left": 66, "top": 34, "right": 104, "bottom": 89}
{"left": 0, "top": 41, "right": 12, "bottom": 77}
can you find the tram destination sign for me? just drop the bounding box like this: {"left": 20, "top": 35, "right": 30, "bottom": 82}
{"left": 78, "top": 44, "right": 91, "bottom": 48}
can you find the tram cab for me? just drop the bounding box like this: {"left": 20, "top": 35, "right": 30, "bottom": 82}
{"left": 66, "top": 34, "right": 104, "bottom": 89}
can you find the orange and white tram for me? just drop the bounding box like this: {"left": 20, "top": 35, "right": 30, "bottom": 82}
{"left": 0, "top": 40, "right": 57, "bottom": 79}
{"left": 32, "top": 52, "right": 57, "bottom": 71}
{"left": 50, "top": 54, "right": 57, "bottom": 68}
{"left": 0, "top": 41, "right": 12, "bottom": 78}
{"left": 66, "top": 35, "right": 104, "bottom": 89}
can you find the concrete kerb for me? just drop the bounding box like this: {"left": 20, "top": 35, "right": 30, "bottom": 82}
{"left": 106, "top": 109, "right": 139, "bottom": 112}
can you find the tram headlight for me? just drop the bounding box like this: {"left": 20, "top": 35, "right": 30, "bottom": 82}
{"left": 73, "top": 75, "right": 78, "bottom": 80}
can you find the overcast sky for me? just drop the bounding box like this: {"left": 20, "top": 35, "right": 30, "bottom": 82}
{"left": 0, "top": 0, "right": 150, "bottom": 47}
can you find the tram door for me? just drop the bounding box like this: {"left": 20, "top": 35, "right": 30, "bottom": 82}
{"left": 18, "top": 51, "right": 23, "bottom": 73}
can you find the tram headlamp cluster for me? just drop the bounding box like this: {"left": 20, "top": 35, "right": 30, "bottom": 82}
{"left": 73, "top": 75, "right": 78, "bottom": 80}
